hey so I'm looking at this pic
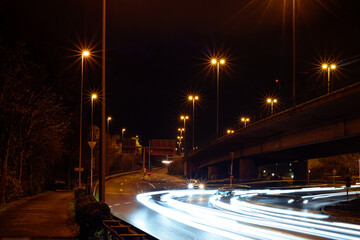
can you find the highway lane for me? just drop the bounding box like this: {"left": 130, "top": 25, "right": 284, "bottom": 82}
{"left": 106, "top": 169, "right": 360, "bottom": 239}
{"left": 105, "top": 168, "right": 229, "bottom": 240}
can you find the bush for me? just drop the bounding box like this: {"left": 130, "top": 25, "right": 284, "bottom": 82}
{"left": 74, "top": 190, "right": 111, "bottom": 239}
{"left": 5, "top": 174, "right": 23, "bottom": 202}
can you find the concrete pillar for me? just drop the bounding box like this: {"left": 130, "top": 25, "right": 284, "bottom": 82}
{"left": 208, "top": 166, "right": 219, "bottom": 180}
{"left": 183, "top": 161, "right": 187, "bottom": 177}
{"left": 186, "top": 159, "right": 200, "bottom": 179}
{"left": 238, "top": 158, "right": 256, "bottom": 180}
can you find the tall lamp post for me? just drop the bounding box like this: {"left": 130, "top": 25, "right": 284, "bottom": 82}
{"left": 322, "top": 64, "right": 336, "bottom": 93}
{"left": 211, "top": 58, "right": 225, "bottom": 137}
{"left": 267, "top": 98, "right": 278, "bottom": 115}
{"left": 99, "top": 0, "right": 106, "bottom": 203}
{"left": 180, "top": 115, "right": 189, "bottom": 152}
{"left": 241, "top": 117, "right": 250, "bottom": 127}
{"left": 78, "top": 50, "right": 90, "bottom": 187}
{"left": 107, "top": 116, "right": 112, "bottom": 132}
{"left": 90, "top": 93, "right": 97, "bottom": 189}
{"left": 292, "top": 0, "right": 296, "bottom": 108}
{"left": 188, "top": 95, "right": 199, "bottom": 149}
{"left": 106, "top": 116, "right": 111, "bottom": 175}
{"left": 122, "top": 128, "right": 126, "bottom": 142}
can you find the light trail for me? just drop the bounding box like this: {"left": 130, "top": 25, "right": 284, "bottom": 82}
{"left": 137, "top": 187, "right": 360, "bottom": 240}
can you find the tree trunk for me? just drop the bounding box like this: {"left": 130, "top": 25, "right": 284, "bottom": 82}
{"left": 0, "top": 132, "right": 10, "bottom": 206}
{"left": 18, "top": 149, "right": 24, "bottom": 184}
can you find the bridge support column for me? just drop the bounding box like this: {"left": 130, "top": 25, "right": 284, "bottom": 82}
{"left": 208, "top": 166, "right": 219, "bottom": 180}
{"left": 238, "top": 159, "right": 256, "bottom": 180}
{"left": 185, "top": 159, "right": 200, "bottom": 179}
{"left": 293, "top": 159, "right": 308, "bottom": 184}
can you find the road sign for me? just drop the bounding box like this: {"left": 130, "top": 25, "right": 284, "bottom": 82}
{"left": 74, "top": 167, "right": 84, "bottom": 172}
{"left": 150, "top": 139, "right": 176, "bottom": 155}
{"left": 332, "top": 168, "right": 337, "bottom": 175}
{"left": 88, "top": 141, "right": 97, "bottom": 149}
{"left": 122, "top": 138, "right": 136, "bottom": 154}
{"left": 147, "top": 170, "right": 151, "bottom": 176}
{"left": 230, "top": 174, "right": 234, "bottom": 179}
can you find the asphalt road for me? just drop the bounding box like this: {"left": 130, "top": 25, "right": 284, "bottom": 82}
{"left": 105, "top": 167, "right": 229, "bottom": 240}
{"left": 106, "top": 168, "right": 360, "bottom": 240}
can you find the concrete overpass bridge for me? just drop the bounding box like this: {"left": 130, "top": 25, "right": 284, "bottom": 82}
{"left": 185, "top": 82, "right": 360, "bottom": 181}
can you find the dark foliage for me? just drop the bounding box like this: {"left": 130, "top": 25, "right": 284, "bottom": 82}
{"left": 74, "top": 189, "right": 111, "bottom": 239}
{"left": 0, "top": 40, "right": 70, "bottom": 205}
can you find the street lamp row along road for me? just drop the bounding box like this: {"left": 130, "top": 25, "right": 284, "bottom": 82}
{"left": 180, "top": 115, "right": 189, "bottom": 152}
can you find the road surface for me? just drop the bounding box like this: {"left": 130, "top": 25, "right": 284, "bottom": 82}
{"left": 106, "top": 168, "right": 360, "bottom": 240}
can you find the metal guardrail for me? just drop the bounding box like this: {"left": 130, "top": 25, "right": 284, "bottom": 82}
{"left": 103, "top": 218, "right": 158, "bottom": 240}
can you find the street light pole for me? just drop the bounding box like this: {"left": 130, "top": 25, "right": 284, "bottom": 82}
{"left": 78, "top": 50, "right": 89, "bottom": 188}
{"left": 241, "top": 117, "right": 250, "bottom": 127}
{"left": 188, "top": 95, "right": 199, "bottom": 149}
{"left": 107, "top": 117, "right": 111, "bottom": 132}
{"left": 180, "top": 115, "right": 189, "bottom": 152}
{"left": 122, "top": 128, "right": 126, "bottom": 142}
{"left": 99, "top": 0, "right": 106, "bottom": 203}
{"left": 267, "top": 98, "right": 278, "bottom": 115}
{"left": 90, "top": 94, "right": 97, "bottom": 189}
{"left": 216, "top": 61, "right": 220, "bottom": 137}
{"left": 292, "top": 0, "right": 296, "bottom": 108}
{"left": 322, "top": 64, "right": 336, "bottom": 93}
{"left": 211, "top": 59, "right": 225, "bottom": 137}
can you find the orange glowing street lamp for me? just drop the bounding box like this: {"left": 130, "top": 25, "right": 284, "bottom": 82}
{"left": 267, "top": 98, "right": 278, "bottom": 115}
{"left": 241, "top": 117, "right": 250, "bottom": 127}
{"left": 89, "top": 93, "right": 97, "bottom": 189}
{"left": 211, "top": 58, "right": 226, "bottom": 137}
{"left": 180, "top": 115, "right": 189, "bottom": 151}
{"left": 322, "top": 63, "right": 336, "bottom": 93}
{"left": 78, "top": 50, "right": 90, "bottom": 187}
{"left": 188, "top": 95, "right": 199, "bottom": 149}
{"left": 227, "top": 129, "right": 234, "bottom": 134}
{"left": 107, "top": 116, "right": 112, "bottom": 132}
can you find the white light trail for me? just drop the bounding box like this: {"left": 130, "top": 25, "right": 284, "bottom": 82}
{"left": 137, "top": 188, "right": 360, "bottom": 240}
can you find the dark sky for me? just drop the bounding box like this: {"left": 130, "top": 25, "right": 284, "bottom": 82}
{"left": 2, "top": 0, "right": 360, "bottom": 146}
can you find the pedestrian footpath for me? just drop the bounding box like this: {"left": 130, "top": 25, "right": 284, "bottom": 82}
{"left": 0, "top": 191, "right": 77, "bottom": 239}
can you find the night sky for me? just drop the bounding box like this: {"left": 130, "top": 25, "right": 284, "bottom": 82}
{"left": 2, "top": 0, "right": 360, "bottom": 146}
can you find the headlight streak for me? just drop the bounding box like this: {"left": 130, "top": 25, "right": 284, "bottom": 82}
{"left": 137, "top": 188, "right": 360, "bottom": 240}
{"left": 225, "top": 198, "right": 360, "bottom": 239}
{"left": 302, "top": 191, "right": 360, "bottom": 200}
{"left": 231, "top": 197, "right": 328, "bottom": 219}
{"left": 162, "top": 193, "right": 305, "bottom": 240}
{"left": 137, "top": 192, "right": 252, "bottom": 240}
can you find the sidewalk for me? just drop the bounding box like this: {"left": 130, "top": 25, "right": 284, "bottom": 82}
{"left": 0, "top": 191, "right": 78, "bottom": 239}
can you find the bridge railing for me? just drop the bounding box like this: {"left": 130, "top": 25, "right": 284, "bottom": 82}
{"left": 188, "top": 81, "right": 360, "bottom": 156}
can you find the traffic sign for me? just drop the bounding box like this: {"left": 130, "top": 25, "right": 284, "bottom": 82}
{"left": 88, "top": 141, "right": 97, "bottom": 149}
{"left": 150, "top": 139, "right": 176, "bottom": 155}
{"left": 332, "top": 168, "right": 337, "bottom": 175}
{"left": 230, "top": 174, "right": 234, "bottom": 179}
{"left": 74, "top": 167, "right": 84, "bottom": 172}
{"left": 147, "top": 170, "right": 152, "bottom": 176}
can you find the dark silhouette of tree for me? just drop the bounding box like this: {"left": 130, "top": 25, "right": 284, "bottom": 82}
{"left": 0, "top": 41, "right": 69, "bottom": 205}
